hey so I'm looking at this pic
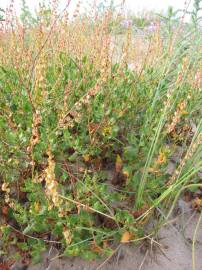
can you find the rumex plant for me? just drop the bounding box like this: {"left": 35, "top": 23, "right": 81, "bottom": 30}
{"left": 0, "top": 0, "right": 201, "bottom": 264}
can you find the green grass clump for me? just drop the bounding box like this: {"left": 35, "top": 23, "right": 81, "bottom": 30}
{"left": 0, "top": 0, "right": 201, "bottom": 263}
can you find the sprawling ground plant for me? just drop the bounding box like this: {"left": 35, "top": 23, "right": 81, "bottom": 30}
{"left": 0, "top": 0, "right": 201, "bottom": 263}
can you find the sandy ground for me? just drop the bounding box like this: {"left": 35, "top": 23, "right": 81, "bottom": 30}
{"left": 27, "top": 209, "right": 202, "bottom": 270}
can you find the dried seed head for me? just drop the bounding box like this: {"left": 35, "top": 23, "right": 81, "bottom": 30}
{"left": 28, "top": 111, "right": 42, "bottom": 152}
{"left": 63, "top": 228, "right": 72, "bottom": 244}
{"left": 167, "top": 100, "right": 187, "bottom": 134}
{"left": 45, "top": 146, "right": 62, "bottom": 209}
{"left": 1, "top": 182, "right": 10, "bottom": 193}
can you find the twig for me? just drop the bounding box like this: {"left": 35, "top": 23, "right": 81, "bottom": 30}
{"left": 27, "top": 0, "right": 72, "bottom": 88}
{"left": 138, "top": 249, "right": 149, "bottom": 270}
{"left": 95, "top": 244, "right": 121, "bottom": 270}
{"left": 59, "top": 194, "right": 117, "bottom": 222}
{"left": 8, "top": 224, "right": 61, "bottom": 244}
{"left": 129, "top": 233, "right": 154, "bottom": 243}
{"left": 50, "top": 237, "right": 93, "bottom": 261}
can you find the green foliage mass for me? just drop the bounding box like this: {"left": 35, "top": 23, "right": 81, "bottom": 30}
{"left": 0, "top": 0, "right": 201, "bottom": 264}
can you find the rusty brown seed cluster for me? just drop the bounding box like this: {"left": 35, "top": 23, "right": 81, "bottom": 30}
{"left": 59, "top": 82, "right": 101, "bottom": 128}
{"left": 34, "top": 57, "right": 48, "bottom": 103}
{"left": 166, "top": 100, "right": 187, "bottom": 134}
{"left": 193, "top": 65, "right": 202, "bottom": 89}
{"left": 58, "top": 80, "right": 72, "bottom": 127}
{"left": 27, "top": 111, "right": 41, "bottom": 153}
{"left": 121, "top": 28, "right": 132, "bottom": 66}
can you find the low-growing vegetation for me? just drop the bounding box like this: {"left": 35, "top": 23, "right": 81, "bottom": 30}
{"left": 0, "top": 0, "right": 201, "bottom": 265}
